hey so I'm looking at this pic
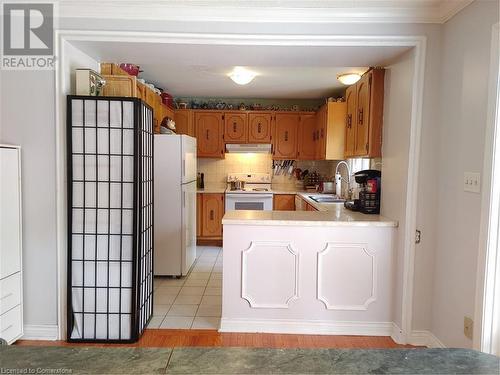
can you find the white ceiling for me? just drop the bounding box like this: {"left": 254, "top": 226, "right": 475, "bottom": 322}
{"left": 71, "top": 41, "right": 411, "bottom": 98}
{"left": 60, "top": 0, "right": 473, "bottom": 24}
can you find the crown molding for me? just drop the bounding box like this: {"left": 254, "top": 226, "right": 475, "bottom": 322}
{"left": 57, "top": 0, "right": 474, "bottom": 24}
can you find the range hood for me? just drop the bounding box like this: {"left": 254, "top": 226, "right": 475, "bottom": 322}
{"left": 225, "top": 144, "right": 272, "bottom": 154}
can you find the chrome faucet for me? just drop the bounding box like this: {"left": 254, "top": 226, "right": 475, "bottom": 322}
{"left": 335, "top": 161, "right": 351, "bottom": 199}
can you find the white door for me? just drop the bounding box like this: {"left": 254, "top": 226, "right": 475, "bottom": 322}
{"left": 0, "top": 148, "right": 21, "bottom": 279}
{"left": 182, "top": 181, "right": 197, "bottom": 275}
{"left": 181, "top": 135, "right": 197, "bottom": 183}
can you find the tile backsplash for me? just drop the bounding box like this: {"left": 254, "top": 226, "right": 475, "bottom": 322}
{"left": 197, "top": 154, "right": 340, "bottom": 186}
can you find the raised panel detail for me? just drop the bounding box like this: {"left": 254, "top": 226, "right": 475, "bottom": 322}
{"left": 317, "top": 243, "right": 376, "bottom": 311}
{"left": 242, "top": 241, "right": 299, "bottom": 308}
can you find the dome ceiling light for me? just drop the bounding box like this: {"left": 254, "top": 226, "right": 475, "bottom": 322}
{"left": 229, "top": 67, "right": 257, "bottom": 85}
{"left": 337, "top": 73, "right": 362, "bottom": 85}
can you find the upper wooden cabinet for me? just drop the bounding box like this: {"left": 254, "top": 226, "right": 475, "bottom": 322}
{"left": 248, "top": 113, "right": 272, "bottom": 143}
{"left": 174, "top": 109, "right": 195, "bottom": 137}
{"left": 224, "top": 112, "right": 248, "bottom": 143}
{"left": 101, "top": 75, "right": 137, "bottom": 97}
{"left": 273, "top": 113, "right": 299, "bottom": 159}
{"left": 344, "top": 68, "right": 385, "bottom": 158}
{"left": 195, "top": 111, "right": 224, "bottom": 158}
{"left": 298, "top": 114, "right": 316, "bottom": 160}
{"left": 315, "top": 102, "right": 347, "bottom": 160}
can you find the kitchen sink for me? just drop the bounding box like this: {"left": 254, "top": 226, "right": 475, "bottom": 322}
{"left": 308, "top": 195, "right": 345, "bottom": 203}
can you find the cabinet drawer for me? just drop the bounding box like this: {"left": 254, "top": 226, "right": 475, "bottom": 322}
{"left": 0, "top": 304, "right": 22, "bottom": 344}
{"left": 0, "top": 272, "right": 21, "bottom": 315}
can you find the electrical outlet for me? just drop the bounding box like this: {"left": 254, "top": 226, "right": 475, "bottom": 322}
{"left": 464, "top": 316, "right": 473, "bottom": 340}
{"left": 464, "top": 172, "right": 481, "bottom": 193}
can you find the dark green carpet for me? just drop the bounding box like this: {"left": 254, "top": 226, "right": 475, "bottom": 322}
{"left": 0, "top": 347, "right": 498, "bottom": 374}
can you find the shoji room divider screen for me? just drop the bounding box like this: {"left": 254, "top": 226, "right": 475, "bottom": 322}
{"left": 67, "top": 96, "right": 153, "bottom": 342}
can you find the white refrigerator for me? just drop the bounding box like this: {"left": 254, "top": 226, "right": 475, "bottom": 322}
{"left": 154, "top": 134, "right": 197, "bottom": 276}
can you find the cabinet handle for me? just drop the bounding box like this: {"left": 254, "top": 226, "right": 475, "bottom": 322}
{"left": 206, "top": 129, "right": 209, "bottom": 140}
{"left": 346, "top": 114, "right": 352, "bottom": 128}
{"left": 258, "top": 123, "right": 262, "bottom": 133}
{"left": 210, "top": 210, "right": 214, "bottom": 220}
{"left": 284, "top": 131, "right": 289, "bottom": 141}
{"left": 233, "top": 122, "right": 237, "bottom": 132}
{"left": 358, "top": 109, "right": 364, "bottom": 125}
{"left": 320, "top": 128, "right": 324, "bottom": 138}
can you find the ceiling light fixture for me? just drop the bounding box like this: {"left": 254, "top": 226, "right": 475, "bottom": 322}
{"left": 229, "top": 67, "right": 257, "bottom": 85}
{"left": 337, "top": 73, "right": 362, "bottom": 85}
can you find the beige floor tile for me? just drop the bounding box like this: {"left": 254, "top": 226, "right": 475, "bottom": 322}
{"left": 153, "top": 304, "right": 171, "bottom": 316}
{"left": 188, "top": 272, "right": 211, "bottom": 280}
{"left": 191, "top": 316, "right": 220, "bottom": 330}
{"left": 174, "top": 294, "right": 203, "bottom": 305}
{"left": 154, "top": 293, "right": 176, "bottom": 305}
{"left": 210, "top": 273, "right": 223, "bottom": 280}
{"left": 155, "top": 286, "right": 181, "bottom": 295}
{"left": 147, "top": 316, "right": 164, "bottom": 328}
{"left": 167, "top": 304, "right": 198, "bottom": 317}
{"left": 160, "top": 278, "right": 186, "bottom": 286}
{"left": 207, "top": 279, "right": 222, "bottom": 288}
{"left": 184, "top": 278, "right": 208, "bottom": 287}
{"left": 193, "top": 264, "right": 214, "bottom": 272}
{"left": 178, "top": 286, "right": 205, "bottom": 296}
{"left": 204, "top": 287, "right": 222, "bottom": 296}
{"left": 200, "top": 295, "right": 222, "bottom": 305}
{"left": 160, "top": 316, "right": 194, "bottom": 329}
{"left": 196, "top": 304, "right": 222, "bottom": 317}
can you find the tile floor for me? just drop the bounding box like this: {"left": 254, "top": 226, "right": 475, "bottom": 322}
{"left": 149, "top": 246, "right": 222, "bottom": 330}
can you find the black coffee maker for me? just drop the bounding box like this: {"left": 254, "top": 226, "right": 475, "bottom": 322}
{"left": 345, "top": 169, "right": 381, "bottom": 214}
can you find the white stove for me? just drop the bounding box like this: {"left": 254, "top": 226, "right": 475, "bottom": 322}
{"left": 225, "top": 173, "right": 273, "bottom": 211}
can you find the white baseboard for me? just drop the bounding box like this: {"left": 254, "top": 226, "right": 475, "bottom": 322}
{"left": 220, "top": 318, "right": 395, "bottom": 336}
{"left": 22, "top": 325, "right": 59, "bottom": 341}
{"left": 408, "top": 330, "right": 446, "bottom": 348}
{"left": 390, "top": 323, "right": 405, "bottom": 344}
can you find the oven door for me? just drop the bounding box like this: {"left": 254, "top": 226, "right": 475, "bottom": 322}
{"left": 225, "top": 193, "right": 273, "bottom": 211}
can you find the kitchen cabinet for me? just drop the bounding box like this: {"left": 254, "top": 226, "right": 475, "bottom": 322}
{"left": 196, "top": 193, "right": 202, "bottom": 237}
{"left": 174, "top": 109, "right": 195, "bottom": 137}
{"left": 273, "top": 113, "right": 299, "bottom": 159}
{"left": 345, "top": 68, "right": 385, "bottom": 158}
{"left": 101, "top": 75, "right": 137, "bottom": 97}
{"left": 198, "top": 193, "right": 224, "bottom": 240}
{"left": 273, "top": 194, "right": 296, "bottom": 211}
{"left": 195, "top": 111, "right": 224, "bottom": 158}
{"left": 306, "top": 202, "right": 318, "bottom": 211}
{"left": 248, "top": 113, "right": 272, "bottom": 143}
{"left": 224, "top": 112, "right": 247, "bottom": 143}
{"left": 315, "top": 102, "right": 347, "bottom": 160}
{"left": 298, "top": 113, "right": 316, "bottom": 160}
{"left": 345, "top": 85, "right": 357, "bottom": 157}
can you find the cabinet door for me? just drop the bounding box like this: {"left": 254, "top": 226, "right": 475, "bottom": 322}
{"left": 298, "top": 114, "right": 316, "bottom": 160}
{"left": 354, "top": 72, "right": 372, "bottom": 156}
{"left": 174, "top": 110, "right": 194, "bottom": 137}
{"left": 248, "top": 113, "right": 272, "bottom": 143}
{"left": 195, "top": 112, "right": 224, "bottom": 158}
{"left": 273, "top": 113, "right": 299, "bottom": 159}
{"left": 224, "top": 112, "right": 247, "bottom": 143}
{"left": 201, "top": 194, "right": 224, "bottom": 238}
{"left": 101, "top": 75, "right": 137, "bottom": 97}
{"left": 196, "top": 193, "right": 202, "bottom": 237}
{"left": 344, "top": 84, "right": 357, "bottom": 158}
{"left": 315, "top": 106, "right": 327, "bottom": 160}
{"left": 273, "top": 194, "right": 296, "bottom": 211}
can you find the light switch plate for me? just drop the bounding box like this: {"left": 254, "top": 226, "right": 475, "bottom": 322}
{"left": 464, "top": 172, "right": 481, "bottom": 193}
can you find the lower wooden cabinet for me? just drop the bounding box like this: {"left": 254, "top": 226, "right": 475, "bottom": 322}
{"left": 273, "top": 194, "right": 296, "bottom": 211}
{"left": 197, "top": 193, "right": 224, "bottom": 241}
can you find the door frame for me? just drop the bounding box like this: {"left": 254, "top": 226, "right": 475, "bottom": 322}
{"left": 54, "top": 30, "right": 427, "bottom": 342}
{"left": 474, "top": 22, "right": 500, "bottom": 354}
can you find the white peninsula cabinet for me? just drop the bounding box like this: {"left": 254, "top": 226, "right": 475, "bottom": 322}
{"left": 0, "top": 145, "right": 23, "bottom": 344}
{"left": 221, "top": 208, "right": 398, "bottom": 336}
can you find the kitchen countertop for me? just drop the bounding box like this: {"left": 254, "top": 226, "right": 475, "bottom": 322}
{"left": 197, "top": 184, "right": 226, "bottom": 194}
{"left": 222, "top": 205, "right": 398, "bottom": 227}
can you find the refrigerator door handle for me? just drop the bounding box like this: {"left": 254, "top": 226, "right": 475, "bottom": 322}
{"left": 182, "top": 159, "right": 186, "bottom": 179}
{"left": 183, "top": 191, "right": 186, "bottom": 208}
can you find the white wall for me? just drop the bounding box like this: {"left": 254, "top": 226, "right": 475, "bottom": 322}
{"left": 1, "top": 16, "right": 445, "bottom": 335}
{"left": 431, "top": 0, "right": 499, "bottom": 348}
{"left": 380, "top": 48, "right": 415, "bottom": 330}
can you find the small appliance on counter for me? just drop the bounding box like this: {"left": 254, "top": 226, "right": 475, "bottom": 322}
{"left": 344, "top": 169, "right": 381, "bottom": 214}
